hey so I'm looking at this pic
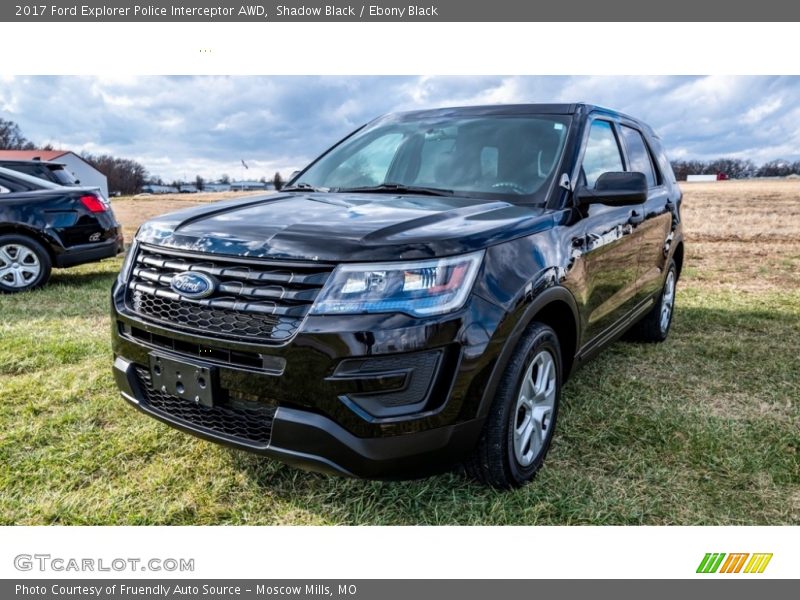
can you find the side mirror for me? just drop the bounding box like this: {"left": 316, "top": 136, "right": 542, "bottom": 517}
{"left": 577, "top": 171, "right": 647, "bottom": 207}
{"left": 288, "top": 170, "right": 301, "bottom": 183}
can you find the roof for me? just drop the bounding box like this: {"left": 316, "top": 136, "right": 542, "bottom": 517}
{"left": 387, "top": 103, "right": 657, "bottom": 137}
{"left": 0, "top": 150, "right": 70, "bottom": 161}
{"left": 392, "top": 103, "right": 579, "bottom": 120}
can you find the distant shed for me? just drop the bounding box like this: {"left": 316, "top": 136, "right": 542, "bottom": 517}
{"left": 686, "top": 174, "right": 719, "bottom": 182}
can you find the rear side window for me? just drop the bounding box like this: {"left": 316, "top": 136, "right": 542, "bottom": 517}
{"left": 582, "top": 120, "right": 624, "bottom": 187}
{"left": 620, "top": 125, "right": 657, "bottom": 188}
{"left": 5, "top": 164, "right": 46, "bottom": 180}
{"left": 0, "top": 176, "right": 26, "bottom": 193}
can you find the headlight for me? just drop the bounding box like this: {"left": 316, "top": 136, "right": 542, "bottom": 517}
{"left": 310, "top": 251, "right": 484, "bottom": 317}
{"left": 117, "top": 238, "right": 139, "bottom": 284}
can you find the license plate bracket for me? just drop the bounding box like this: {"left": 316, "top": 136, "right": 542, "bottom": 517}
{"left": 149, "top": 352, "right": 218, "bottom": 408}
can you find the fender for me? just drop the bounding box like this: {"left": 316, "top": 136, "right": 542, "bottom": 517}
{"left": 477, "top": 284, "right": 580, "bottom": 419}
{"left": 0, "top": 222, "right": 62, "bottom": 259}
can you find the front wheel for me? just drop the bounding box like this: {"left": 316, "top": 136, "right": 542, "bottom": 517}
{"left": 465, "top": 322, "right": 562, "bottom": 488}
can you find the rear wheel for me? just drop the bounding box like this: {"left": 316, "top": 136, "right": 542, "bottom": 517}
{"left": 465, "top": 322, "right": 562, "bottom": 488}
{"left": 626, "top": 259, "right": 677, "bottom": 343}
{"left": 0, "top": 234, "right": 52, "bottom": 293}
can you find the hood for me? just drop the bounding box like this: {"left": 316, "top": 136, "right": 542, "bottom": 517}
{"left": 136, "top": 192, "right": 554, "bottom": 262}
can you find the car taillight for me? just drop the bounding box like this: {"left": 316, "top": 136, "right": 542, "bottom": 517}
{"left": 79, "top": 194, "right": 107, "bottom": 213}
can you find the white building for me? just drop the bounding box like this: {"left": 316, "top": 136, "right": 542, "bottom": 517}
{"left": 204, "top": 182, "right": 231, "bottom": 192}
{"left": 142, "top": 184, "right": 179, "bottom": 194}
{"left": 0, "top": 149, "right": 109, "bottom": 198}
{"left": 231, "top": 180, "right": 275, "bottom": 191}
{"left": 686, "top": 174, "right": 718, "bottom": 182}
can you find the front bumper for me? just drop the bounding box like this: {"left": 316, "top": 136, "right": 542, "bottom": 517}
{"left": 114, "top": 356, "right": 483, "bottom": 478}
{"left": 111, "top": 280, "right": 506, "bottom": 478}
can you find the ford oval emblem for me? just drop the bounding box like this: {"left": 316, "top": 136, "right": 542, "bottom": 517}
{"left": 170, "top": 271, "right": 217, "bottom": 299}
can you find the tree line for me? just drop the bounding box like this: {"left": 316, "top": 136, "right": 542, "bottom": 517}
{"left": 670, "top": 158, "right": 800, "bottom": 180}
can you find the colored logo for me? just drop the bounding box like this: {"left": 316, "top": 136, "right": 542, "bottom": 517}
{"left": 696, "top": 553, "right": 773, "bottom": 574}
{"left": 170, "top": 271, "right": 217, "bottom": 299}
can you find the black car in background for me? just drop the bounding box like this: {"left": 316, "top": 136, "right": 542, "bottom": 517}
{"left": 0, "top": 166, "right": 123, "bottom": 292}
{"left": 112, "top": 103, "right": 684, "bottom": 488}
{"left": 0, "top": 158, "right": 80, "bottom": 187}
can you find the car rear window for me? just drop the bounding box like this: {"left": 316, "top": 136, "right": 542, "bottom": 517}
{"left": 48, "top": 166, "right": 79, "bottom": 185}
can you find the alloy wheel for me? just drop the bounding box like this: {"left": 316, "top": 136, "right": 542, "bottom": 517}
{"left": 0, "top": 243, "right": 42, "bottom": 289}
{"left": 660, "top": 269, "right": 676, "bottom": 333}
{"left": 513, "top": 349, "right": 557, "bottom": 467}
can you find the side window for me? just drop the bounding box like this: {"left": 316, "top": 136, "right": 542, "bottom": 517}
{"left": 620, "top": 126, "right": 657, "bottom": 188}
{"left": 0, "top": 177, "right": 24, "bottom": 193}
{"left": 582, "top": 120, "right": 624, "bottom": 188}
{"left": 11, "top": 165, "right": 40, "bottom": 178}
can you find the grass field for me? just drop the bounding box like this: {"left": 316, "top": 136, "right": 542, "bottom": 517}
{"left": 1, "top": 180, "right": 798, "bottom": 525}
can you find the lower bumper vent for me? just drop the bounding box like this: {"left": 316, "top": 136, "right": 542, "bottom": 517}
{"left": 134, "top": 366, "right": 275, "bottom": 446}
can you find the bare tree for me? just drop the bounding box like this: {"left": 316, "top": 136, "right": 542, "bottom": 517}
{"left": 272, "top": 172, "right": 284, "bottom": 190}
{"left": 0, "top": 118, "right": 35, "bottom": 150}
{"left": 82, "top": 153, "right": 148, "bottom": 195}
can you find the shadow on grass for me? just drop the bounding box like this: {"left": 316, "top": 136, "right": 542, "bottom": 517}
{"left": 224, "top": 301, "right": 800, "bottom": 525}
{"left": 48, "top": 268, "right": 118, "bottom": 289}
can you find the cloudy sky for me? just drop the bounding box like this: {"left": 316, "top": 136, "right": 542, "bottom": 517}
{"left": 1, "top": 75, "right": 798, "bottom": 181}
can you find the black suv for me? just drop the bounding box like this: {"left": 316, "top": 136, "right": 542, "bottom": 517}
{"left": 0, "top": 166, "right": 123, "bottom": 292}
{"left": 112, "top": 104, "right": 683, "bottom": 488}
{"left": 0, "top": 159, "right": 80, "bottom": 187}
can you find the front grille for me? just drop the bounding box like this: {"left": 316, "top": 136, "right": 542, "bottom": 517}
{"left": 135, "top": 366, "right": 276, "bottom": 446}
{"left": 125, "top": 244, "right": 333, "bottom": 343}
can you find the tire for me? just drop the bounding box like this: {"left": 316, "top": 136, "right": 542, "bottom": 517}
{"left": 626, "top": 259, "right": 677, "bottom": 343}
{"left": 0, "top": 234, "right": 52, "bottom": 293}
{"left": 465, "top": 322, "right": 562, "bottom": 489}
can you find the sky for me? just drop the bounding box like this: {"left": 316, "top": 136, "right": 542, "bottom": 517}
{"left": 1, "top": 75, "right": 798, "bottom": 182}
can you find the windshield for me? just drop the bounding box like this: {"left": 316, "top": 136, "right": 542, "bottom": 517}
{"left": 294, "top": 114, "right": 571, "bottom": 202}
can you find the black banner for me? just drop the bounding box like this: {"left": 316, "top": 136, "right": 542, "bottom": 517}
{"left": 4, "top": 580, "right": 799, "bottom": 600}
{"left": 4, "top": 0, "right": 800, "bottom": 22}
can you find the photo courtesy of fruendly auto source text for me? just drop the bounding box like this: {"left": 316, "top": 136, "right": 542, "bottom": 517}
{"left": 0, "top": 1, "right": 798, "bottom": 595}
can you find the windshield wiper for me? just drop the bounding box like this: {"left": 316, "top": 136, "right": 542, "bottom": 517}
{"left": 282, "top": 182, "right": 326, "bottom": 192}
{"left": 334, "top": 183, "right": 454, "bottom": 197}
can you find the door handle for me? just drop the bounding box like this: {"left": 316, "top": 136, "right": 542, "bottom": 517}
{"left": 628, "top": 210, "right": 645, "bottom": 225}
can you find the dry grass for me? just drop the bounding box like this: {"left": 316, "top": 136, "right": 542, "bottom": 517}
{"left": 680, "top": 179, "right": 800, "bottom": 243}
{"left": 679, "top": 180, "right": 800, "bottom": 292}
{"left": 111, "top": 191, "right": 268, "bottom": 242}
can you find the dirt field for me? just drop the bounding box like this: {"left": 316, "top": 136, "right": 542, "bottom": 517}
{"left": 112, "top": 191, "right": 268, "bottom": 242}
{"left": 679, "top": 180, "right": 800, "bottom": 292}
